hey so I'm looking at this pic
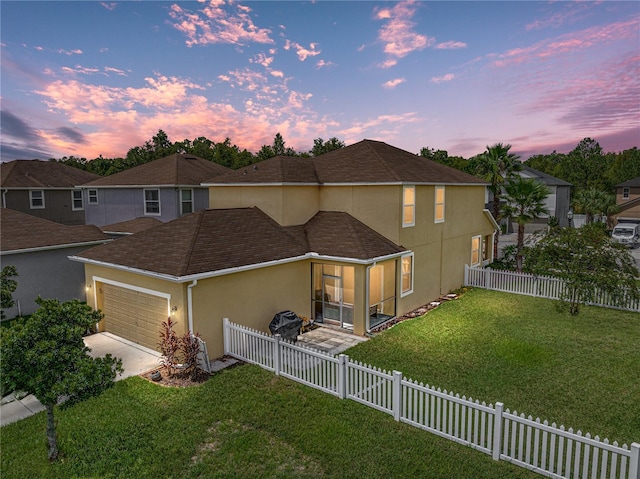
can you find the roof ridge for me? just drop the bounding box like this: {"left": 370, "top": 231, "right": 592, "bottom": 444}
{"left": 365, "top": 141, "right": 402, "bottom": 182}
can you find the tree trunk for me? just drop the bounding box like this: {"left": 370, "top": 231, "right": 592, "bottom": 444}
{"left": 516, "top": 223, "right": 525, "bottom": 272}
{"left": 46, "top": 404, "right": 58, "bottom": 461}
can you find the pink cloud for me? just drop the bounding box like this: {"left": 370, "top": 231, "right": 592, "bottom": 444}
{"left": 374, "top": 0, "right": 432, "bottom": 64}
{"left": 431, "top": 73, "right": 455, "bottom": 84}
{"left": 250, "top": 53, "right": 274, "bottom": 67}
{"left": 57, "top": 49, "right": 83, "bottom": 56}
{"left": 382, "top": 78, "right": 405, "bottom": 89}
{"left": 315, "top": 59, "right": 336, "bottom": 69}
{"left": 434, "top": 41, "right": 467, "bottom": 50}
{"left": 100, "top": 2, "right": 117, "bottom": 11}
{"left": 168, "top": 0, "right": 273, "bottom": 47}
{"left": 339, "top": 112, "right": 420, "bottom": 145}
{"left": 283, "top": 40, "right": 321, "bottom": 61}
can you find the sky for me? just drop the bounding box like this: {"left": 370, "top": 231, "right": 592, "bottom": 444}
{"left": 1, "top": 1, "right": 639, "bottom": 162}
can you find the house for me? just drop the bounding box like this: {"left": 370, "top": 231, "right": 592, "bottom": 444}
{"left": 0, "top": 209, "right": 110, "bottom": 318}
{"left": 1, "top": 160, "right": 100, "bottom": 225}
{"left": 612, "top": 177, "right": 640, "bottom": 224}
{"left": 80, "top": 153, "right": 232, "bottom": 227}
{"left": 71, "top": 140, "right": 498, "bottom": 360}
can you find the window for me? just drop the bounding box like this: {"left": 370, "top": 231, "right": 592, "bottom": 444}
{"left": 88, "top": 189, "right": 98, "bottom": 204}
{"left": 623, "top": 187, "right": 630, "bottom": 200}
{"left": 180, "top": 189, "right": 193, "bottom": 214}
{"left": 482, "top": 235, "right": 491, "bottom": 262}
{"left": 434, "top": 185, "right": 445, "bottom": 223}
{"left": 471, "top": 235, "right": 481, "bottom": 266}
{"left": 401, "top": 253, "right": 414, "bottom": 296}
{"left": 71, "top": 190, "right": 83, "bottom": 210}
{"left": 403, "top": 186, "right": 415, "bottom": 227}
{"left": 144, "top": 189, "right": 160, "bottom": 215}
{"left": 30, "top": 190, "right": 44, "bottom": 209}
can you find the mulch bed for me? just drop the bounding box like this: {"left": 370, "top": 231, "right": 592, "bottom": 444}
{"left": 370, "top": 289, "right": 469, "bottom": 333}
{"left": 140, "top": 368, "right": 211, "bottom": 388}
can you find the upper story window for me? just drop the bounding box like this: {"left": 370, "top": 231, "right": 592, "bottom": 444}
{"left": 622, "top": 187, "right": 630, "bottom": 199}
{"left": 180, "top": 189, "right": 193, "bottom": 215}
{"left": 434, "top": 185, "right": 445, "bottom": 223}
{"left": 471, "top": 235, "right": 481, "bottom": 266}
{"left": 403, "top": 186, "right": 415, "bottom": 227}
{"left": 71, "top": 190, "right": 83, "bottom": 211}
{"left": 30, "top": 190, "right": 44, "bottom": 209}
{"left": 401, "top": 253, "right": 414, "bottom": 296}
{"left": 144, "top": 188, "right": 161, "bottom": 215}
{"left": 88, "top": 189, "right": 98, "bottom": 204}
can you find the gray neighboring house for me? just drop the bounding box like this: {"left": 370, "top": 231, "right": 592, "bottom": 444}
{"left": 516, "top": 166, "right": 572, "bottom": 228}
{"left": 0, "top": 209, "right": 110, "bottom": 318}
{"left": 80, "top": 153, "right": 232, "bottom": 227}
{"left": 1, "top": 160, "right": 100, "bottom": 225}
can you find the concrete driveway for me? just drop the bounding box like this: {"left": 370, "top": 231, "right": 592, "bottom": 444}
{"left": 0, "top": 332, "right": 161, "bottom": 427}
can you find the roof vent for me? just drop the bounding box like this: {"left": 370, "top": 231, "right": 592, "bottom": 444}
{"left": 253, "top": 165, "right": 258, "bottom": 171}
{"left": 184, "top": 156, "right": 197, "bottom": 160}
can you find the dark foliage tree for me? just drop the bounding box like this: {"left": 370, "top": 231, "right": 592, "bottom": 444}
{"left": 1, "top": 265, "right": 18, "bottom": 320}
{"left": 0, "top": 299, "right": 123, "bottom": 460}
{"left": 311, "top": 137, "right": 345, "bottom": 156}
{"left": 524, "top": 224, "right": 640, "bottom": 315}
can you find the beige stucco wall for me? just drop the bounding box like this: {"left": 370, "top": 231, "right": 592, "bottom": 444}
{"left": 209, "top": 185, "right": 320, "bottom": 226}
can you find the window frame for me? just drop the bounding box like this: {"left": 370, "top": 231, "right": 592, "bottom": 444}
{"left": 180, "top": 188, "right": 194, "bottom": 215}
{"left": 403, "top": 185, "right": 415, "bottom": 228}
{"left": 434, "top": 185, "right": 445, "bottom": 223}
{"left": 29, "top": 190, "right": 45, "bottom": 209}
{"left": 400, "top": 252, "right": 414, "bottom": 297}
{"left": 71, "top": 189, "right": 84, "bottom": 211}
{"left": 88, "top": 189, "right": 98, "bottom": 205}
{"left": 471, "top": 235, "right": 481, "bottom": 266}
{"left": 144, "top": 188, "right": 161, "bottom": 216}
{"left": 622, "top": 187, "right": 630, "bottom": 200}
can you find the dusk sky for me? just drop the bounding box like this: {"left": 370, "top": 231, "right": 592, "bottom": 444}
{"left": 1, "top": 1, "right": 638, "bottom": 162}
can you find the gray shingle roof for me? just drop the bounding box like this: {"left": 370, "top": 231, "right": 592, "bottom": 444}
{"left": 1, "top": 160, "right": 100, "bottom": 188}
{"left": 519, "top": 166, "right": 572, "bottom": 186}
{"left": 82, "top": 154, "right": 232, "bottom": 187}
{"left": 616, "top": 177, "right": 640, "bottom": 188}
{"left": 75, "top": 207, "right": 406, "bottom": 278}
{"left": 209, "top": 140, "right": 487, "bottom": 185}
{"left": 1, "top": 209, "right": 109, "bottom": 252}
{"left": 101, "top": 217, "right": 163, "bottom": 235}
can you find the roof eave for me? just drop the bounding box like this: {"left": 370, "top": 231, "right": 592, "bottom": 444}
{"left": 2, "top": 239, "right": 111, "bottom": 256}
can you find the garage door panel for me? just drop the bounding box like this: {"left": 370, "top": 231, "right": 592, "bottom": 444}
{"left": 100, "top": 283, "right": 168, "bottom": 351}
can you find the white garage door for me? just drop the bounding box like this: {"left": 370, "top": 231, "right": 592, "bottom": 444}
{"left": 100, "top": 283, "right": 168, "bottom": 351}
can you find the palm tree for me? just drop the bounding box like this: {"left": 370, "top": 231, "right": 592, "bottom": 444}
{"left": 502, "top": 177, "right": 550, "bottom": 272}
{"left": 473, "top": 143, "right": 522, "bottom": 257}
{"left": 571, "top": 188, "right": 616, "bottom": 225}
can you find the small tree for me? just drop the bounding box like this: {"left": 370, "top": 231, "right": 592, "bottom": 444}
{"left": 524, "top": 224, "right": 640, "bottom": 315}
{"left": 0, "top": 298, "right": 123, "bottom": 460}
{"left": 158, "top": 317, "right": 180, "bottom": 377}
{"left": 1, "top": 265, "right": 18, "bottom": 320}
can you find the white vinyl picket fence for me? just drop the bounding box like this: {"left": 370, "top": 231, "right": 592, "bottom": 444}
{"left": 223, "top": 319, "right": 640, "bottom": 479}
{"left": 464, "top": 265, "right": 640, "bottom": 312}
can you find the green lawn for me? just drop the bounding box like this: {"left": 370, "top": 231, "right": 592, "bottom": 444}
{"left": 2, "top": 288, "right": 638, "bottom": 478}
{"left": 348, "top": 288, "right": 640, "bottom": 445}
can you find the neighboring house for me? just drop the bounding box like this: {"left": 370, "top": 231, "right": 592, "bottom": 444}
{"left": 80, "top": 153, "right": 231, "bottom": 227}
{"left": 1, "top": 160, "right": 100, "bottom": 225}
{"left": 0, "top": 209, "right": 110, "bottom": 318}
{"left": 487, "top": 165, "right": 572, "bottom": 231}
{"left": 612, "top": 177, "right": 640, "bottom": 224}
{"left": 72, "top": 140, "right": 498, "bottom": 360}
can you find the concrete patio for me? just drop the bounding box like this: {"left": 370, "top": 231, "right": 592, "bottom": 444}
{"left": 296, "top": 326, "right": 368, "bottom": 355}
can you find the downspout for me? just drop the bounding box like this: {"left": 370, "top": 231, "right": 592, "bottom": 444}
{"left": 187, "top": 279, "right": 197, "bottom": 333}
{"left": 2, "top": 189, "right": 7, "bottom": 208}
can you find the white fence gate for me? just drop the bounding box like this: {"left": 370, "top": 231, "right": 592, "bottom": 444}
{"left": 223, "top": 319, "right": 640, "bottom": 479}
{"left": 464, "top": 265, "right": 640, "bottom": 312}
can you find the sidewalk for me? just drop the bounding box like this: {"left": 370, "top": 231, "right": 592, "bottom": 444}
{"left": 0, "top": 333, "right": 161, "bottom": 427}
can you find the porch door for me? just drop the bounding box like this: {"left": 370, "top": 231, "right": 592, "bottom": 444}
{"left": 322, "top": 274, "right": 354, "bottom": 329}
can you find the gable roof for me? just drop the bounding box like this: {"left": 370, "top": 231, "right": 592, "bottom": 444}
{"left": 1, "top": 160, "right": 100, "bottom": 188}
{"left": 101, "top": 217, "right": 163, "bottom": 235}
{"left": 208, "top": 140, "right": 487, "bottom": 186}
{"left": 1, "top": 209, "right": 109, "bottom": 253}
{"left": 519, "top": 165, "right": 572, "bottom": 187}
{"left": 616, "top": 177, "right": 640, "bottom": 188}
{"left": 81, "top": 154, "right": 232, "bottom": 187}
{"left": 73, "top": 207, "right": 407, "bottom": 281}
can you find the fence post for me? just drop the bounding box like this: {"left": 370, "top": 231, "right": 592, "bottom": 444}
{"left": 223, "top": 318, "right": 230, "bottom": 356}
{"left": 464, "top": 264, "right": 469, "bottom": 286}
{"left": 392, "top": 371, "right": 402, "bottom": 422}
{"left": 485, "top": 267, "right": 491, "bottom": 290}
{"left": 273, "top": 334, "right": 281, "bottom": 376}
{"left": 338, "top": 354, "right": 348, "bottom": 399}
{"left": 630, "top": 443, "right": 639, "bottom": 479}
{"left": 492, "top": 402, "right": 504, "bottom": 461}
